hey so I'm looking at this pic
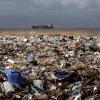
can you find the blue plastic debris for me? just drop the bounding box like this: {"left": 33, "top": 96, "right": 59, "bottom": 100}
{"left": 4, "top": 68, "right": 27, "bottom": 87}
{"left": 55, "top": 71, "right": 72, "bottom": 78}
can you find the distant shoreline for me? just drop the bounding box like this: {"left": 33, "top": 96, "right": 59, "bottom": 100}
{"left": 0, "top": 28, "right": 100, "bottom": 30}
{"left": 0, "top": 28, "right": 100, "bottom": 36}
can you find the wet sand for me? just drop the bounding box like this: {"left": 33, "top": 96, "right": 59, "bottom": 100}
{"left": 0, "top": 28, "right": 100, "bottom": 36}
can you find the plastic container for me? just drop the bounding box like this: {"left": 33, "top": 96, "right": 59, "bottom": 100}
{"left": 3, "top": 81, "right": 15, "bottom": 95}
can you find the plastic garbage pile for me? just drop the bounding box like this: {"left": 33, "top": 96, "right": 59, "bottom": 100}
{"left": 0, "top": 35, "right": 100, "bottom": 100}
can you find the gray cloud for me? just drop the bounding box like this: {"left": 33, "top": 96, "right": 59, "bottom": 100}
{"left": 62, "top": 0, "right": 100, "bottom": 10}
{"left": 0, "top": 0, "right": 100, "bottom": 28}
{"left": 1, "top": 0, "right": 99, "bottom": 12}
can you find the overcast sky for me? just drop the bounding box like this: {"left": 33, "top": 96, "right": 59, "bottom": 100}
{"left": 0, "top": 0, "right": 100, "bottom": 28}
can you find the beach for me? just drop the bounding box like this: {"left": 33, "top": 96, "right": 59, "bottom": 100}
{"left": 0, "top": 28, "right": 100, "bottom": 99}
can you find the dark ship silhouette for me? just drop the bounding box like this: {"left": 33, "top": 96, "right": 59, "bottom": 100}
{"left": 32, "top": 24, "right": 54, "bottom": 29}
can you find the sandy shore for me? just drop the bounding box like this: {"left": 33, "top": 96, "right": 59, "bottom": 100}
{"left": 0, "top": 28, "right": 100, "bottom": 36}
